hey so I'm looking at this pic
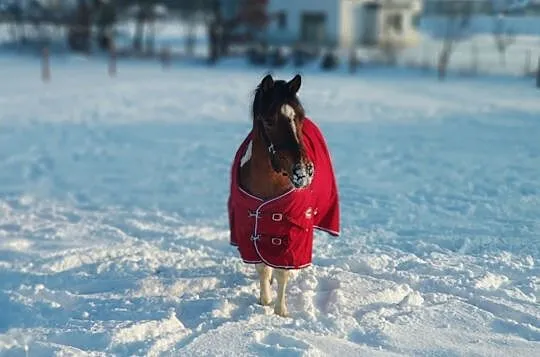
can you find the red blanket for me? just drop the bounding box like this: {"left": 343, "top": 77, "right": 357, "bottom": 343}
{"left": 228, "top": 118, "right": 340, "bottom": 269}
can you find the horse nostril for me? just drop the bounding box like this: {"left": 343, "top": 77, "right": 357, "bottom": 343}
{"left": 282, "top": 172, "right": 288, "bottom": 177}
{"left": 306, "top": 162, "right": 314, "bottom": 177}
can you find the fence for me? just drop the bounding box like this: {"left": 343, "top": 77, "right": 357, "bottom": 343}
{"left": 395, "top": 34, "right": 540, "bottom": 78}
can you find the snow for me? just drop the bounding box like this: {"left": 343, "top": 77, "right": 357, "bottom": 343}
{"left": 0, "top": 58, "right": 539, "bottom": 356}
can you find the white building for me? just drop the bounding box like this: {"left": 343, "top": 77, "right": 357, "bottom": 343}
{"left": 264, "top": 0, "right": 423, "bottom": 49}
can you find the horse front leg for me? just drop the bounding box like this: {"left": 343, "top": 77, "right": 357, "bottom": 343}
{"left": 256, "top": 263, "right": 273, "bottom": 306}
{"left": 274, "top": 268, "right": 290, "bottom": 317}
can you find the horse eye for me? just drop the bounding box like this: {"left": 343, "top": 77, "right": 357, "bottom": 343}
{"left": 264, "top": 116, "right": 276, "bottom": 127}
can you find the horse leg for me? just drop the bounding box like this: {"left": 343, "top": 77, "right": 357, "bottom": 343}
{"left": 274, "top": 268, "right": 290, "bottom": 317}
{"left": 256, "top": 263, "right": 273, "bottom": 306}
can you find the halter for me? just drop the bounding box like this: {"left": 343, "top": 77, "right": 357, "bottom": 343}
{"left": 257, "top": 119, "right": 283, "bottom": 174}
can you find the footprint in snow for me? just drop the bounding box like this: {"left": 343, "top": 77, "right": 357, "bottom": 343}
{"left": 253, "top": 331, "right": 318, "bottom": 357}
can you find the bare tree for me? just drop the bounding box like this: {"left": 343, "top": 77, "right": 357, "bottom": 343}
{"left": 207, "top": 0, "right": 222, "bottom": 64}
{"left": 437, "top": 1, "right": 473, "bottom": 80}
{"left": 178, "top": 0, "right": 201, "bottom": 57}
{"left": 95, "top": 0, "right": 117, "bottom": 51}
{"left": 207, "top": 0, "right": 270, "bottom": 64}
{"left": 1, "top": 2, "right": 24, "bottom": 46}
{"left": 132, "top": 3, "right": 148, "bottom": 52}
{"left": 125, "top": 0, "right": 162, "bottom": 54}
{"left": 68, "top": 0, "right": 93, "bottom": 54}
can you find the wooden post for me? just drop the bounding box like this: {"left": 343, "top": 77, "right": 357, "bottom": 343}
{"left": 109, "top": 42, "right": 117, "bottom": 77}
{"left": 348, "top": 49, "right": 357, "bottom": 74}
{"left": 161, "top": 46, "right": 171, "bottom": 69}
{"left": 41, "top": 47, "right": 50, "bottom": 82}
{"left": 524, "top": 50, "right": 531, "bottom": 77}
{"left": 421, "top": 43, "right": 429, "bottom": 72}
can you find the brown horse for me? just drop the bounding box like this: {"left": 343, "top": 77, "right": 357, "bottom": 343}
{"left": 228, "top": 74, "right": 340, "bottom": 317}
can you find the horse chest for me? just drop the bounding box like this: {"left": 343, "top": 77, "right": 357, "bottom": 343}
{"left": 239, "top": 161, "right": 292, "bottom": 201}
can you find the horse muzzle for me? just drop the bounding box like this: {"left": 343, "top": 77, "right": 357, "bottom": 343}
{"left": 291, "top": 161, "right": 314, "bottom": 188}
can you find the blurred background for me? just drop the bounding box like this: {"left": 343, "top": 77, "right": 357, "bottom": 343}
{"left": 0, "top": 0, "right": 539, "bottom": 80}
{"left": 1, "top": 2, "right": 540, "bottom": 356}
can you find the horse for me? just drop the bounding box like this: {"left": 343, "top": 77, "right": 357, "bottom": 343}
{"left": 228, "top": 74, "right": 340, "bottom": 317}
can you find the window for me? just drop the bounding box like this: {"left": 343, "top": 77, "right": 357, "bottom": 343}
{"left": 277, "top": 11, "right": 287, "bottom": 29}
{"left": 386, "top": 14, "right": 403, "bottom": 33}
{"left": 300, "top": 12, "right": 326, "bottom": 44}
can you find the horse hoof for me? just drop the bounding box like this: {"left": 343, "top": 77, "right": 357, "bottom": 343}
{"left": 274, "top": 307, "right": 289, "bottom": 317}
{"left": 259, "top": 298, "right": 272, "bottom": 306}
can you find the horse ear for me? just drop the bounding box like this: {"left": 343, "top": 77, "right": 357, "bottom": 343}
{"left": 260, "top": 74, "right": 274, "bottom": 92}
{"left": 288, "top": 74, "right": 301, "bottom": 94}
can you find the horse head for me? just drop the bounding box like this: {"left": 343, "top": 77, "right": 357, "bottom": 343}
{"left": 252, "top": 74, "right": 314, "bottom": 189}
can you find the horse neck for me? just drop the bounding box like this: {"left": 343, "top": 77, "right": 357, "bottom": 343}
{"left": 241, "top": 125, "right": 292, "bottom": 200}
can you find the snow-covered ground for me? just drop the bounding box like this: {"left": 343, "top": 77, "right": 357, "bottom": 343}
{"left": 0, "top": 58, "right": 539, "bottom": 356}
